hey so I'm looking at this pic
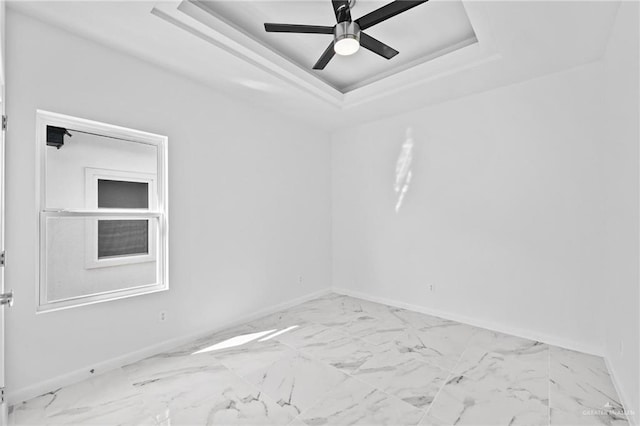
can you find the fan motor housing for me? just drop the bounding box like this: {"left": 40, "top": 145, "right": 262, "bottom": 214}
{"left": 334, "top": 21, "right": 361, "bottom": 45}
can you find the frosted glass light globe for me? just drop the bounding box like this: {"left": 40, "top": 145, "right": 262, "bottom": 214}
{"left": 334, "top": 37, "right": 360, "bottom": 56}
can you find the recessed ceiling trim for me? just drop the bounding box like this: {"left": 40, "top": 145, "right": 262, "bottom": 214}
{"left": 340, "top": 34, "right": 478, "bottom": 93}
{"left": 166, "top": 0, "right": 344, "bottom": 107}
{"left": 343, "top": 46, "right": 501, "bottom": 109}
{"left": 187, "top": 0, "right": 342, "bottom": 90}
{"left": 343, "top": 1, "right": 501, "bottom": 107}
{"left": 153, "top": 0, "right": 500, "bottom": 110}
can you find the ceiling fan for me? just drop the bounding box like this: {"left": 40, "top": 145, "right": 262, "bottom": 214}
{"left": 264, "top": 0, "right": 428, "bottom": 70}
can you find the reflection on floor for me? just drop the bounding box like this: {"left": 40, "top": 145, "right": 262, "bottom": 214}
{"left": 9, "top": 293, "right": 629, "bottom": 425}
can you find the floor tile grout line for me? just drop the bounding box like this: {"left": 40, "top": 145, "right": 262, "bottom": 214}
{"left": 203, "top": 342, "right": 313, "bottom": 425}
{"left": 418, "top": 328, "right": 483, "bottom": 425}
{"left": 253, "top": 339, "right": 386, "bottom": 425}
{"left": 294, "top": 357, "right": 429, "bottom": 424}
{"left": 275, "top": 306, "right": 478, "bottom": 425}
{"left": 276, "top": 346, "right": 383, "bottom": 424}
{"left": 272, "top": 319, "right": 433, "bottom": 423}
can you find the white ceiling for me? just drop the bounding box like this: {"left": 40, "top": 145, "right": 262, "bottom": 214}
{"left": 8, "top": 1, "right": 622, "bottom": 131}
{"left": 198, "top": 0, "right": 477, "bottom": 92}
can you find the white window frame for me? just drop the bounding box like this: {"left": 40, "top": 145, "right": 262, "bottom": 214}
{"left": 36, "top": 110, "right": 169, "bottom": 313}
{"left": 84, "top": 168, "right": 157, "bottom": 269}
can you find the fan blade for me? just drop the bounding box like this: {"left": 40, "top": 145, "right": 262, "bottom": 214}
{"left": 264, "top": 23, "right": 334, "bottom": 34}
{"left": 331, "top": 0, "right": 351, "bottom": 22}
{"left": 360, "top": 32, "right": 399, "bottom": 59}
{"left": 355, "top": 0, "right": 428, "bottom": 30}
{"left": 313, "top": 42, "right": 336, "bottom": 70}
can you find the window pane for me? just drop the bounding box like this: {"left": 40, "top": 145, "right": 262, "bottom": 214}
{"left": 44, "top": 216, "right": 159, "bottom": 302}
{"left": 98, "top": 180, "right": 149, "bottom": 209}
{"left": 45, "top": 131, "right": 157, "bottom": 210}
{"left": 98, "top": 219, "right": 149, "bottom": 258}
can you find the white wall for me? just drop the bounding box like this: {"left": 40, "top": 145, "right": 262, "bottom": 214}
{"left": 6, "top": 10, "right": 331, "bottom": 399}
{"left": 332, "top": 62, "right": 606, "bottom": 354}
{"left": 602, "top": 1, "right": 639, "bottom": 421}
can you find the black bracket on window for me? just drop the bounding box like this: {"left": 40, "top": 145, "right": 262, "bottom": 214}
{"left": 46, "top": 126, "right": 72, "bottom": 149}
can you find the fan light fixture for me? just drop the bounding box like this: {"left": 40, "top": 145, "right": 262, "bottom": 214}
{"left": 334, "top": 21, "right": 360, "bottom": 56}
{"left": 264, "top": 0, "right": 428, "bottom": 70}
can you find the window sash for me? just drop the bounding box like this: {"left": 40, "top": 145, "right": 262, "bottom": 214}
{"left": 41, "top": 209, "right": 162, "bottom": 218}
{"left": 38, "top": 211, "right": 167, "bottom": 311}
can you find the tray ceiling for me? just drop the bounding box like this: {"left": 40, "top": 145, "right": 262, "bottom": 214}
{"left": 195, "top": 0, "right": 477, "bottom": 92}
{"left": 9, "top": 1, "right": 622, "bottom": 129}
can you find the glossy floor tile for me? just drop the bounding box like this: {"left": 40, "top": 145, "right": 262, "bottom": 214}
{"left": 9, "top": 293, "right": 630, "bottom": 425}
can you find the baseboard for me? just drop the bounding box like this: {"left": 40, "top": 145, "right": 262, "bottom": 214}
{"left": 332, "top": 287, "right": 605, "bottom": 357}
{"left": 605, "top": 357, "right": 638, "bottom": 426}
{"left": 8, "top": 288, "right": 331, "bottom": 406}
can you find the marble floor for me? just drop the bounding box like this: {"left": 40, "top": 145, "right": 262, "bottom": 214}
{"left": 9, "top": 293, "right": 630, "bottom": 426}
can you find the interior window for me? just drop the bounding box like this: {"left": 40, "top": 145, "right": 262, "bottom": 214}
{"left": 36, "top": 110, "right": 168, "bottom": 312}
